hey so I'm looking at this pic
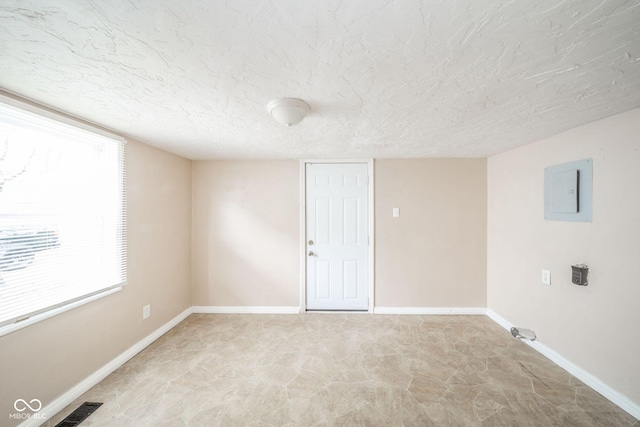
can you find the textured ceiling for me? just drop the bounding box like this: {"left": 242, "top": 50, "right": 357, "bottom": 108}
{"left": 1, "top": 0, "right": 639, "bottom": 160}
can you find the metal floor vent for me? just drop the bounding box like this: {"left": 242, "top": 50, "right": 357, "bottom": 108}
{"left": 54, "top": 402, "right": 103, "bottom": 427}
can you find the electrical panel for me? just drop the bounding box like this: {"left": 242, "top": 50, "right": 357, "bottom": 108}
{"left": 544, "top": 158, "right": 592, "bottom": 222}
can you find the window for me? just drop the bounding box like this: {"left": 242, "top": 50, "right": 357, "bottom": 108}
{"left": 0, "top": 96, "right": 126, "bottom": 335}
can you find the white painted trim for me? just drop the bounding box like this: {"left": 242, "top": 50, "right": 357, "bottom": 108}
{"left": 0, "top": 90, "right": 124, "bottom": 141}
{"left": 301, "top": 158, "right": 373, "bottom": 164}
{"left": 0, "top": 287, "right": 122, "bottom": 338}
{"left": 299, "top": 160, "right": 307, "bottom": 314}
{"left": 20, "top": 307, "right": 193, "bottom": 427}
{"left": 192, "top": 306, "right": 300, "bottom": 314}
{"left": 367, "top": 160, "right": 375, "bottom": 313}
{"left": 485, "top": 308, "right": 512, "bottom": 330}
{"left": 304, "top": 310, "right": 370, "bottom": 314}
{"left": 300, "top": 160, "right": 375, "bottom": 314}
{"left": 374, "top": 307, "right": 488, "bottom": 315}
{"left": 19, "top": 305, "right": 639, "bottom": 425}
{"left": 486, "top": 309, "right": 640, "bottom": 421}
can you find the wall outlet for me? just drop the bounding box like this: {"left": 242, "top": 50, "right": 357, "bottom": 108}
{"left": 142, "top": 304, "right": 151, "bottom": 320}
{"left": 393, "top": 208, "right": 400, "bottom": 218}
{"left": 541, "top": 269, "right": 551, "bottom": 286}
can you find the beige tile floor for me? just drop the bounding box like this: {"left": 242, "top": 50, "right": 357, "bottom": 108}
{"left": 46, "top": 314, "right": 638, "bottom": 427}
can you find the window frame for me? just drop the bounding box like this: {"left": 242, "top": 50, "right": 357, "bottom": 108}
{"left": 0, "top": 93, "right": 127, "bottom": 337}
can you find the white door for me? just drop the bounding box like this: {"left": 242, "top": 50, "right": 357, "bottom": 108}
{"left": 306, "top": 163, "right": 369, "bottom": 310}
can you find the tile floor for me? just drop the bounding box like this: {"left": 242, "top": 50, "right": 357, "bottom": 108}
{"left": 46, "top": 314, "right": 638, "bottom": 426}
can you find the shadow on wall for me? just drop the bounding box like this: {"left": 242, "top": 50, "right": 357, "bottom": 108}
{"left": 205, "top": 200, "right": 298, "bottom": 306}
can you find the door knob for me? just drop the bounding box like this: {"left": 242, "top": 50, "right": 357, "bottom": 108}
{"left": 308, "top": 251, "right": 315, "bottom": 256}
{"left": 308, "top": 240, "right": 314, "bottom": 245}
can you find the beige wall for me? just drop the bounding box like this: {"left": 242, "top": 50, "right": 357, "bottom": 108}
{"left": 191, "top": 160, "right": 300, "bottom": 307}
{"left": 375, "top": 159, "right": 487, "bottom": 307}
{"left": 487, "top": 108, "right": 640, "bottom": 405}
{"left": 3, "top": 106, "right": 636, "bottom": 421}
{"left": 8, "top": 119, "right": 636, "bottom": 421}
{"left": 192, "top": 159, "right": 487, "bottom": 310}
{"left": 0, "top": 139, "right": 192, "bottom": 425}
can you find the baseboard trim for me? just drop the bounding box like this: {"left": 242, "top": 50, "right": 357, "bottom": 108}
{"left": 373, "top": 306, "right": 487, "bottom": 315}
{"left": 22, "top": 307, "right": 193, "bottom": 427}
{"left": 192, "top": 306, "right": 301, "bottom": 314}
{"left": 21, "top": 306, "right": 639, "bottom": 425}
{"left": 486, "top": 309, "right": 640, "bottom": 421}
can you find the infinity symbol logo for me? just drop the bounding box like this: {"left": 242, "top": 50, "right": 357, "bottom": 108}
{"left": 14, "top": 399, "right": 42, "bottom": 412}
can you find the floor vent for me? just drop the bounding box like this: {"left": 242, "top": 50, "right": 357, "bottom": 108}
{"left": 54, "top": 402, "right": 103, "bottom": 427}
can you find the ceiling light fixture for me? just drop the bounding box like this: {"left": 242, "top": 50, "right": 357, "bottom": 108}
{"left": 266, "top": 98, "right": 310, "bottom": 127}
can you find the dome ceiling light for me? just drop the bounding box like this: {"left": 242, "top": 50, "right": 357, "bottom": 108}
{"left": 266, "top": 98, "right": 310, "bottom": 127}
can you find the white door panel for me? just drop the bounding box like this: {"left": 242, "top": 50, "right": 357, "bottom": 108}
{"left": 306, "top": 163, "right": 368, "bottom": 310}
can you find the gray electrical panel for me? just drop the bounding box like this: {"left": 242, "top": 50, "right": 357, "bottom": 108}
{"left": 544, "top": 159, "right": 592, "bottom": 222}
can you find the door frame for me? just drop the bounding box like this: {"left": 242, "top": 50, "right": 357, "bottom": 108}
{"left": 299, "top": 159, "right": 375, "bottom": 313}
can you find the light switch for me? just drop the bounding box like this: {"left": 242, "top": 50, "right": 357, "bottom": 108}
{"left": 541, "top": 269, "right": 551, "bottom": 286}
{"left": 393, "top": 208, "right": 399, "bottom": 218}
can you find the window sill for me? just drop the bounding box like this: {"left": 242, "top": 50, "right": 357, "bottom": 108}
{"left": 0, "top": 286, "right": 122, "bottom": 338}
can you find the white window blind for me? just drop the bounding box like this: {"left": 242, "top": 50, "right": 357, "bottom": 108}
{"left": 0, "top": 98, "right": 126, "bottom": 332}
